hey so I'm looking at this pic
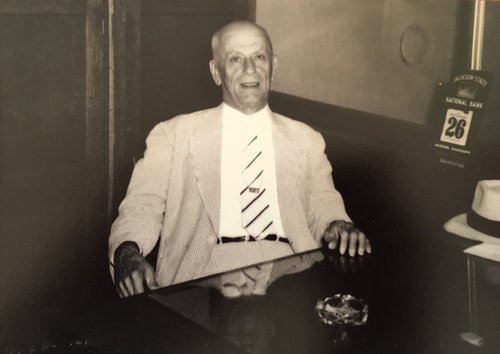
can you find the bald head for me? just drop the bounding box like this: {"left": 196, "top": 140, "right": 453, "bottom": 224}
{"left": 211, "top": 21, "right": 274, "bottom": 62}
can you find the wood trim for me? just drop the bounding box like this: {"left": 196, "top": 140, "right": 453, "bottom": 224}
{"left": 142, "top": 0, "right": 235, "bottom": 15}
{"left": 0, "top": 0, "right": 86, "bottom": 14}
{"left": 246, "top": 0, "right": 256, "bottom": 21}
{"left": 142, "top": 0, "right": 254, "bottom": 20}
{"left": 233, "top": 0, "right": 252, "bottom": 21}
{"left": 85, "top": 0, "right": 109, "bottom": 229}
{"left": 269, "top": 91, "right": 433, "bottom": 155}
{"left": 452, "top": 1, "right": 475, "bottom": 73}
{"left": 110, "top": 0, "right": 141, "bottom": 219}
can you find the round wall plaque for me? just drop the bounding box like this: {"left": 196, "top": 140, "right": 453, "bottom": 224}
{"left": 400, "top": 24, "right": 429, "bottom": 65}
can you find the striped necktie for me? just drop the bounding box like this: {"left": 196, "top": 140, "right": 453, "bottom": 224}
{"left": 240, "top": 130, "right": 274, "bottom": 238}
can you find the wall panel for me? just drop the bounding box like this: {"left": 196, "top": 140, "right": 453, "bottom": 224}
{"left": 0, "top": 1, "right": 109, "bottom": 341}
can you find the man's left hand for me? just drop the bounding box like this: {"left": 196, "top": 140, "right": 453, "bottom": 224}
{"left": 323, "top": 220, "right": 371, "bottom": 257}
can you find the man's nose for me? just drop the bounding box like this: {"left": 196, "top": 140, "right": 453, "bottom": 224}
{"left": 243, "top": 58, "right": 256, "bottom": 75}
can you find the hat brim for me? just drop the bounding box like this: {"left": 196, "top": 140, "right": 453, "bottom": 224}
{"left": 444, "top": 213, "right": 500, "bottom": 246}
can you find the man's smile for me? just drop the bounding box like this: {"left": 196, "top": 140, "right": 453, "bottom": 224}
{"left": 240, "top": 82, "right": 260, "bottom": 88}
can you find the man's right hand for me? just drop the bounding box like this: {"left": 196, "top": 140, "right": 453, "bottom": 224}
{"left": 114, "top": 243, "right": 159, "bottom": 298}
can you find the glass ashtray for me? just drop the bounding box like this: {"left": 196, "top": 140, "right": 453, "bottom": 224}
{"left": 315, "top": 294, "right": 368, "bottom": 326}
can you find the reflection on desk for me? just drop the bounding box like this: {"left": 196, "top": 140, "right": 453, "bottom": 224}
{"left": 146, "top": 238, "right": 499, "bottom": 354}
{"left": 3, "top": 237, "right": 499, "bottom": 353}
{"left": 151, "top": 248, "right": 373, "bottom": 354}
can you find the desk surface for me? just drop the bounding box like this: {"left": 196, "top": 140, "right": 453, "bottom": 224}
{"left": 9, "top": 230, "right": 496, "bottom": 354}
{"left": 146, "top": 234, "right": 500, "bottom": 354}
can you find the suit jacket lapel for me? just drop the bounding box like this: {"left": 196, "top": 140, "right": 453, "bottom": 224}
{"left": 271, "top": 113, "right": 305, "bottom": 237}
{"left": 189, "top": 105, "right": 223, "bottom": 235}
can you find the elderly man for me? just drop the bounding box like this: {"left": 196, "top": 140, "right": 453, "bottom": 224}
{"left": 109, "top": 21, "right": 371, "bottom": 298}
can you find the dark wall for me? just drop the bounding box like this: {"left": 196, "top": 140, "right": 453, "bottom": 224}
{"left": 0, "top": 0, "right": 110, "bottom": 340}
{"left": 0, "top": 11, "right": 88, "bottom": 320}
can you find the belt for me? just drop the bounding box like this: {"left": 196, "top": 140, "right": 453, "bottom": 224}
{"left": 217, "top": 234, "right": 289, "bottom": 245}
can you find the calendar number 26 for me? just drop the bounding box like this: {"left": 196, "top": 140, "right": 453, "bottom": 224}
{"left": 445, "top": 117, "right": 467, "bottom": 139}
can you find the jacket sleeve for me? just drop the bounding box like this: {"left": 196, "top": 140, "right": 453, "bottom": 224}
{"left": 305, "top": 130, "right": 351, "bottom": 244}
{"left": 108, "top": 122, "right": 174, "bottom": 270}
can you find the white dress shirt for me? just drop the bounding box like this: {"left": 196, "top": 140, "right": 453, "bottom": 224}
{"left": 219, "top": 103, "right": 286, "bottom": 238}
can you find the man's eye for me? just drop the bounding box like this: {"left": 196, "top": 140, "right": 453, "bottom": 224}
{"left": 255, "top": 54, "right": 266, "bottom": 61}
{"left": 230, "top": 56, "right": 242, "bottom": 63}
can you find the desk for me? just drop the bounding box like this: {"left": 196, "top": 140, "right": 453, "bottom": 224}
{"left": 146, "top": 235, "right": 499, "bottom": 354}
{"left": 10, "top": 231, "right": 494, "bottom": 353}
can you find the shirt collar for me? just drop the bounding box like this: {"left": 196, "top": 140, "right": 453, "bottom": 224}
{"left": 222, "top": 103, "right": 271, "bottom": 123}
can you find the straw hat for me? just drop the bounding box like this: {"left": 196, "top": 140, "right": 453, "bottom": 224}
{"left": 444, "top": 180, "right": 500, "bottom": 245}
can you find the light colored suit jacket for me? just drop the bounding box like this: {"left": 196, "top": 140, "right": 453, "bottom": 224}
{"left": 109, "top": 104, "right": 350, "bottom": 286}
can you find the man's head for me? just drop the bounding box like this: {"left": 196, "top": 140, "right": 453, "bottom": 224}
{"left": 209, "top": 21, "right": 277, "bottom": 115}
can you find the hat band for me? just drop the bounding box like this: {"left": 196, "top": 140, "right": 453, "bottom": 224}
{"left": 468, "top": 208, "right": 500, "bottom": 238}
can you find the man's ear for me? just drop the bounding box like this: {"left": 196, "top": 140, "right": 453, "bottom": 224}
{"left": 209, "top": 60, "right": 222, "bottom": 86}
{"left": 271, "top": 56, "right": 277, "bottom": 82}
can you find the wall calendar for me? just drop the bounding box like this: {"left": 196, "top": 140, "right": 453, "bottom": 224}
{"left": 433, "top": 70, "right": 492, "bottom": 163}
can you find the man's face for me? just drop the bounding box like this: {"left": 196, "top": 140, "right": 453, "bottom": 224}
{"left": 210, "top": 25, "right": 276, "bottom": 115}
